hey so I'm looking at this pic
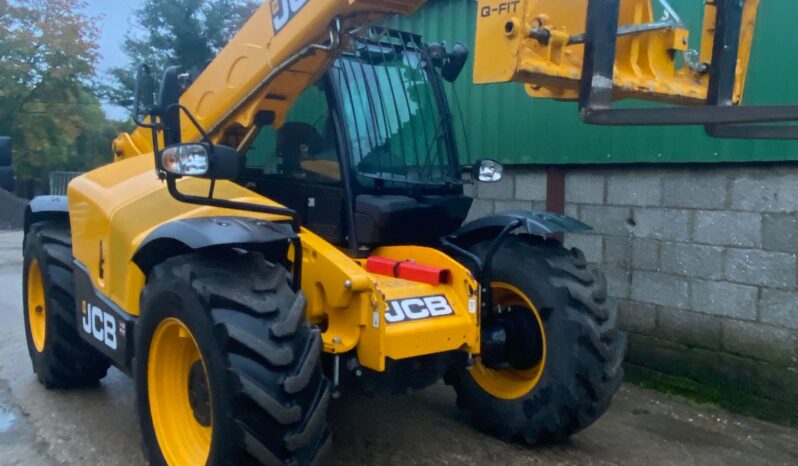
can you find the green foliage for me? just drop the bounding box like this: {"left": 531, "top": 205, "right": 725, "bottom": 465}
{"left": 625, "top": 365, "right": 798, "bottom": 428}
{"left": 0, "top": 0, "right": 124, "bottom": 184}
{"left": 104, "top": 0, "right": 259, "bottom": 108}
{"left": 0, "top": 0, "right": 258, "bottom": 186}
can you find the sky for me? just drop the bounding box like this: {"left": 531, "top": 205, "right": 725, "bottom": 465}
{"left": 82, "top": 0, "right": 144, "bottom": 119}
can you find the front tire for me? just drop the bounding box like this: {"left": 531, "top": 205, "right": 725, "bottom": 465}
{"left": 135, "top": 250, "right": 331, "bottom": 466}
{"left": 446, "top": 237, "right": 626, "bottom": 443}
{"left": 23, "top": 221, "right": 110, "bottom": 388}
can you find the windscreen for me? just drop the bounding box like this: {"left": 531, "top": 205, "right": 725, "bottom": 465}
{"left": 329, "top": 36, "right": 457, "bottom": 188}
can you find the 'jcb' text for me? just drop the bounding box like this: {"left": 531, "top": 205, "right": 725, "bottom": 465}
{"left": 385, "top": 295, "right": 455, "bottom": 324}
{"left": 271, "top": 0, "right": 310, "bottom": 32}
{"left": 82, "top": 302, "right": 118, "bottom": 350}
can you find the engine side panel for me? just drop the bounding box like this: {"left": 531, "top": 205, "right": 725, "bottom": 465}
{"left": 68, "top": 154, "right": 291, "bottom": 316}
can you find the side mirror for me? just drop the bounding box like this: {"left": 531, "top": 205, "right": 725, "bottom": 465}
{"left": 160, "top": 143, "right": 240, "bottom": 180}
{"left": 427, "top": 42, "right": 470, "bottom": 83}
{"left": 441, "top": 43, "right": 469, "bottom": 83}
{"left": 133, "top": 64, "right": 156, "bottom": 127}
{"left": 472, "top": 160, "right": 503, "bottom": 183}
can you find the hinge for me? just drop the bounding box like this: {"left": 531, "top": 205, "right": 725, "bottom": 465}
{"left": 99, "top": 241, "right": 105, "bottom": 280}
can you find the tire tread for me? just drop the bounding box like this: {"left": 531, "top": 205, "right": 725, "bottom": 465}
{"left": 141, "top": 251, "right": 330, "bottom": 465}
{"left": 23, "top": 222, "right": 109, "bottom": 389}
{"left": 447, "top": 237, "right": 626, "bottom": 444}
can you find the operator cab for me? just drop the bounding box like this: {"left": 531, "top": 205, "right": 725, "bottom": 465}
{"left": 238, "top": 29, "right": 475, "bottom": 249}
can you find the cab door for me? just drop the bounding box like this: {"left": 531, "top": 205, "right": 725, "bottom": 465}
{"left": 239, "top": 83, "right": 348, "bottom": 245}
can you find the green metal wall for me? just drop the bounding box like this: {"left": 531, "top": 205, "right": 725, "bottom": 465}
{"left": 387, "top": 0, "right": 798, "bottom": 165}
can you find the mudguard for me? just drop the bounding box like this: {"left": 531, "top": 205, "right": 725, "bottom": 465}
{"left": 132, "top": 216, "right": 296, "bottom": 274}
{"left": 24, "top": 196, "right": 70, "bottom": 234}
{"left": 449, "top": 210, "right": 591, "bottom": 246}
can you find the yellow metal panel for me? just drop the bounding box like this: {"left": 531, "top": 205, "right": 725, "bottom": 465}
{"left": 297, "top": 240, "right": 481, "bottom": 372}
{"left": 366, "top": 246, "right": 480, "bottom": 363}
{"left": 295, "top": 229, "right": 372, "bottom": 358}
{"left": 68, "top": 154, "right": 292, "bottom": 316}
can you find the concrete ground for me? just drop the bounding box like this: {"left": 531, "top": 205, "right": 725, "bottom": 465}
{"left": 0, "top": 230, "right": 796, "bottom": 466}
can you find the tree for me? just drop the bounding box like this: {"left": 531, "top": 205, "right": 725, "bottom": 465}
{"left": 12, "top": 82, "right": 124, "bottom": 181}
{"left": 104, "top": 0, "right": 259, "bottom": 108}
{"left": 0, "top": 0, "right": 123, "bottom": 189}
{"left": 0, "top": 0, "right": 99, "bottom": 133}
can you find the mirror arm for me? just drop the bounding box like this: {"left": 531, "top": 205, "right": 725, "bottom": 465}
{"left": 133, "top": 64, "right": 159, "bottom": 129}
{"left": 149, "top": 117, "right": 167, "bottom": 180}
{"left": 164, "top": 103, "right": 214, "bottom": 148}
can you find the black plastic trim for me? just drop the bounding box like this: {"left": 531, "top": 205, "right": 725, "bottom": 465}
{"left": 449, "top": 210, "right": 591, "bottom": 246}
{"left": 73, "top": 260, "right": 136, "bottom": 373}
{"left": 133, "top": 216, "right": 297, "bottom": 275}
{"left": 24, "top": 196, "right": 70, "bottom": 234}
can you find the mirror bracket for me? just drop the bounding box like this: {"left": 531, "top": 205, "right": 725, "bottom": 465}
{"left": 426, "top": 42, "right": 470, "bottom": 83}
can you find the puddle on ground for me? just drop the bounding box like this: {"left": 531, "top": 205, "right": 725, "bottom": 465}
{"left": 0, "top": 402, "right": 18, "bottom": 433}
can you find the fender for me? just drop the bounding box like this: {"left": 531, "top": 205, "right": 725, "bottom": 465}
{"left": 132, "top": 216, "right": 297, "bottom": 275}
{"left": 443, "top": 209, "right": 592, "bottom": 321}
{"left": 24, "top": 196, "right": 70, "bottom": 234}
{"left": 448, "top": 210, "right": 591, "bottom": 247}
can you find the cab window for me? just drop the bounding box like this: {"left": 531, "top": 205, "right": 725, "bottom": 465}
{"left": 245, "top": 85, "right": 340, "bottom": 183}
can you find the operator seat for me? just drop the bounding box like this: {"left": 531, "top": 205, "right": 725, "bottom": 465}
{"left": 276, "top": 122, "right": 323, "bottom": 176}
{"left": 275, "top": 122, "right": 341, "bottom": 181}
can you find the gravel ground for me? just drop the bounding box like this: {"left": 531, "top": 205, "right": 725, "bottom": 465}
{"left": 0, "top": 190, "right": 24, "bottom": 231}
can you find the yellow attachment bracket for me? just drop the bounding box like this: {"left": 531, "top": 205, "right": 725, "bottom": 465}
{"left": 474, "top": 0, "right": 761, "bottom": 106}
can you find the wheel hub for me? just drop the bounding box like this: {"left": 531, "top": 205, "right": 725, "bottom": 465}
{"left": 481, "top": 306, "right": 544, "bottom": 370}
{"left": 188, "top": 360, "right": 211, "bottom": 427}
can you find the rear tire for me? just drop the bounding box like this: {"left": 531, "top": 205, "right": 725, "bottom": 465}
{"left": 446, "top": 237, "right": 626, "bottom": 443}
{"left": 22, "top": 221, "right": 110, "bottom": 388}
{"left": 136, "top": 250, "right": 331, "bottom": 466}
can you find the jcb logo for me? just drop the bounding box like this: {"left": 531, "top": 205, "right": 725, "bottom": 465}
{"left": 385, "top": 295, "right": 454, "bottom": 324}
{"left": 81, "top": 302, "right": 117, "bottom": 350}
{"left": 271, "top": 0, "right": 309, "bottom": 33}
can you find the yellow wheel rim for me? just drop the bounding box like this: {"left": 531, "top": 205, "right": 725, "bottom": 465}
{"left": 471, "top": 282, "right": 547, "bottom": 400}
{"left": 148, "top": 318, "right": 212, "bottom": 466}
{"left": 27, "top": 259, "right": 47, "bottom": 353}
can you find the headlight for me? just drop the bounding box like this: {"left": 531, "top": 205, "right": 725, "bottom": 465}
{"left": 161, "top": 144, "right": 210, "bottom": 176}
{"left": 475, "top": 160, "right": 503, "bottom": 183}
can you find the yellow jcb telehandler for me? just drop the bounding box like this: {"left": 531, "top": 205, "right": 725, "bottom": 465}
{"left": 22, "top": 0, "right": 791, "bottom": 464}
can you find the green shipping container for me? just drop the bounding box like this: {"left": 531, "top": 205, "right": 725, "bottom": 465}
{"left": 387, "top": 0, "right": 798, "bottom": 165}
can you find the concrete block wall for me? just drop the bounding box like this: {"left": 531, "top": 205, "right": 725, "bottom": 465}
{"left": 465, "top": 165, "right": 798, "bottom": 416}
